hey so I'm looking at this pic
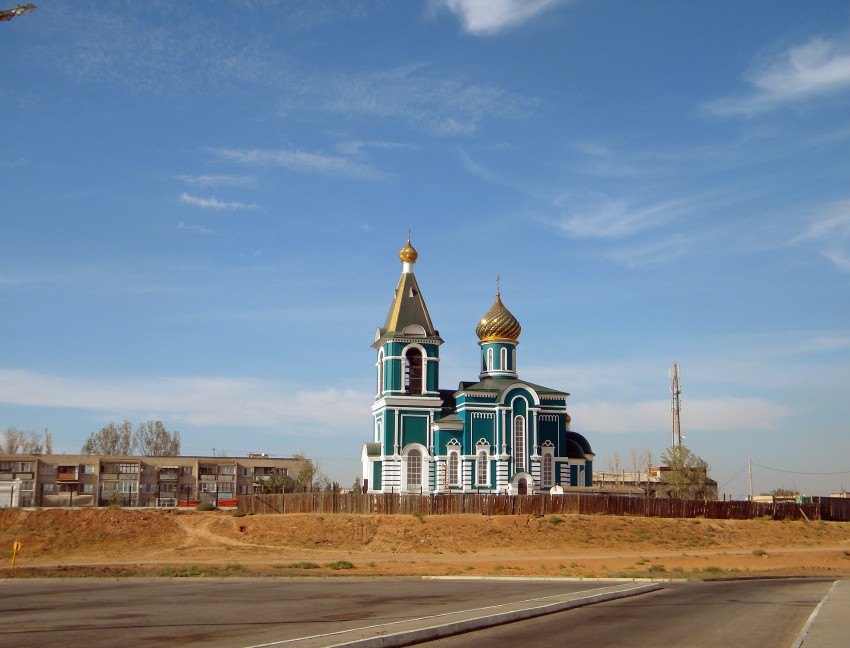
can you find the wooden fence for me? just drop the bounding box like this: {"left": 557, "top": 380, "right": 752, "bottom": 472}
{"left": 237, "top": 492, "right": 850, "bottom": 521}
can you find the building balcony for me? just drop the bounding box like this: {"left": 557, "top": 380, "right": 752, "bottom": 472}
{"left": 57, "top": 472, "right": 79, "bottom": 481}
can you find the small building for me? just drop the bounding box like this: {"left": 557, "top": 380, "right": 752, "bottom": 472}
{"left": 593, "top": 466, "right": 718, "bottom": 500}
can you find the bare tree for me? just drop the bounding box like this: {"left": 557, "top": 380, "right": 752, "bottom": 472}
{"left": 134, "top": 420, "right": 180, "bottom": 456}
{"left": 629, "top": 447, "right": 655, "bottom": 496}
{"left": 1, "top": 427, "right": 51, "bottom": 454}
{"left": 81, "top": 421, "right": 135, "bottom": 455}
{"left": 603, "top": 451, "right": 622, "bottom": 485}
{"left": 1, "top": 427, "right": 23, "bottom": 454}
{"left": 292, "top": 452, "right": 328, "bottom": 492}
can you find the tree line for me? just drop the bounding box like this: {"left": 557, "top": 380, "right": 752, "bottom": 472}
{"left": 80, "top": 420, "right": 180, "bottom": 456}
{"left": 1, "top": 420, "right": 180, "bottom": 457}
{"left": 1, "top": 427, "right": 53, "bottom": 454}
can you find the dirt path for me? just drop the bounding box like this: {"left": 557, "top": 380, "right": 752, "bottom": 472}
{"left": 2, "top": 509, "right": 849, "bottom": 578}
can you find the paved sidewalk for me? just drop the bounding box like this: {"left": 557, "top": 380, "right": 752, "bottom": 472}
{"left": 253, "top": 581, "right": 660, "bottom": 648}
{"left": 794, "top": 579, "right": 849, "bottom": 648}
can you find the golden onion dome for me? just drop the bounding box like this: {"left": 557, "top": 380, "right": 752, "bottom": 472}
{"left": 399, "top": 238, "right": 418, "bottom": 264}
{"left": 476, "top": 292, "right": 521, "bottom": 342}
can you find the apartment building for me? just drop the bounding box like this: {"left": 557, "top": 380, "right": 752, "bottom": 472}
{"left": 0, "top": 453, "right": 298, "bottom": 508}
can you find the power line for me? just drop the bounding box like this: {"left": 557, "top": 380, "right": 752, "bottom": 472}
{"left": 751, "top": 462, "right": 850, "bottom": 476}
{"left": 719, "top": 463, "right": 748, "bottom": 489}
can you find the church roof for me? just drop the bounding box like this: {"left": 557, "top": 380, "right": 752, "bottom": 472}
{"left": 374, "top": 238, "right": 440, "bottom": 347}
{"left": 455, "top": 376, "right": 568, "bottom": 398}
{"left": 476, "top": 291, "right": 521, "bottom": 343}
{"left": 381, "top": 271, "right": 437, "bottom": 336}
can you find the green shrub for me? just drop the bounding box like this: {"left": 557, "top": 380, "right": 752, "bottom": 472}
{"left": 325, "top": 560, "right": 355, "bottom": 570}
{"left": 196, "top": 501, "right": 217, "bottom": 511}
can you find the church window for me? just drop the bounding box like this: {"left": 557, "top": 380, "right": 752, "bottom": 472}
{"left": 476, "top": 450, "right": 489, "bottom": 485}
{"left": 487, "top": 348, "right": 493, "bottom": 372}
{"left": 406, "top": 449, "right": 421, "bottom": 489}
{"left": 405, "top": 348, "right": 423, "bottom": 394}
{"left": 375, "top": 419, "right": 382, "bottom": 443}
{"left": 377, "top": 350, "right": 384, "bottom": 395}
{"left": 447, "top": 451, "right": 459, "bottom": 486}
{"left": 542, "top": 452, "right": 554, "bottom": 487}
{"left": 513, "top": 416, "right": 525, "bottom": 473}
{"left": 500, "top": 347, "right": 507, "bottom": 371}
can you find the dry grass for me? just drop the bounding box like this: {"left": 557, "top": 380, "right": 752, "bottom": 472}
{"left": 1, "top": 509, "right": 849, "bottom": 579}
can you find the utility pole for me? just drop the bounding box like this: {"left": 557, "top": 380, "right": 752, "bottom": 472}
{"left": 670, "top": 363, "right": 682, "bottom": 447}
{"left": 748, "top": 458, "right": 753, "bottom": 501}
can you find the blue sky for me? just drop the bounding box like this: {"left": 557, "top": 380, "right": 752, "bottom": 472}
{"left": 2, "top": 0, "right": 849, "bottom": 497}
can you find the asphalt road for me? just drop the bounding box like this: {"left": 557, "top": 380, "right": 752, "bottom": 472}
{"left": 0, "top": 577, "right": 834, "bottom": 648}
{"left": 420, "top": 578, "right": 835, "bottom": 648}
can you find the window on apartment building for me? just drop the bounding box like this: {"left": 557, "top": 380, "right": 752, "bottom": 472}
{"left": 16, "top": 462, "right": 33, "bottom": 472}
{"left": 118, "top": 480, "right": 136, "bottom": 493}
{"left": 239, "top": 467, "right": 250, "bottom": 476}
{"left": 0, "top": 462, "right": 11, "bottom": 471}
{"left": 180, "top": 466, "right": 193, "bottom": 475}
{"left": 21, "top": 481, "right": 34, "bottom": 491}
{"left": 80, "top": 484, "right": 94, "bottom": 494}
{"left": 118, "top": 463, "right": 138, "bottom": 474}
{"left": 42, "top": 483, "right": 54, "bottom": 492}
{"left": 39, "top": 464, "right": 55, "bottom": 474}
{"left": 219, "top": 465, "right": 236, "bottom": 475}
{"left": 83, "top": 464, "right": 95, "bottom": 474}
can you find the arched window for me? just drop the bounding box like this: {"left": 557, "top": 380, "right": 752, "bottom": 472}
{"left": 500, "top": 347, "right": 507, "bottom": 371}
{"left": 513, "top": 416, "right": 525, "bottom": 473}
{"left": 487, "top": 348, "right": 493, "bottom": 372}
{"left": 448, "top": 451, "right": 459, "bottom": 486}
{"left": 375, "top": 419, "right": 382, "bottom": 443}
{"left": 405, "top": 347, "right": 423, "bottom": 394}
{"left": 476, "top": 449, "right": 489, "bottom": 485}
{"left": 406, "top": 449, "right": 422, "bottom": 489}
{"left": 377, "top": 350, "right": 384, "bottom": 395}
{"left": 542, "top": 453, "right": 554, "bottom": 487}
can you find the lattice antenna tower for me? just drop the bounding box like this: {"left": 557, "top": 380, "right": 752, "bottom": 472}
{"left": 670, "top": 363, "right": 682, "bottom": 447}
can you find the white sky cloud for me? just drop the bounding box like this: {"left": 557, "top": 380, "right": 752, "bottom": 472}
{"left": 573, "top": 397, "right": 789, "bottom": 434}
{"left": 296, "top": 63, "right": 538, "bottom": 136}
{"left": 706, "top": 35, "right": 850, "bottom": 116}
{"left": 436, "top": 0, "right": 567, "bottom": 35}
{"left": 179, "top": 193, "right": 260, "bottom": 210}
{"left": 796, "top": 199, "right": 850, "bottom": 272}
{"left": 0, "top": 369, "right": 369, "bottom": 434}
{"left": 552, "top": 196, "right": 691, "bottom": 238}
{"left": 210, "top": 147, "right": 385, "bottom": 180}
{"left": 177, "top": 175, "right": 257, "bottom": 188}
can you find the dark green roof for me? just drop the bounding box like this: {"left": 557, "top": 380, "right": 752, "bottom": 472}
{"left": 434, "top": 413, "right": 462, "bottom": 425}
{"left": 455, "top": 377, "right": 568, "bottom": 399}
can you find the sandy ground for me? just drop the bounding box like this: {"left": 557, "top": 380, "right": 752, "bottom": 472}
{"left": 2, "top": 508, "right": 849, "bottom": 579}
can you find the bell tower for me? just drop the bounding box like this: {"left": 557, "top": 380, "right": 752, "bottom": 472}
{"left": 363, "top": 237, "right": 444, "bottom": 493}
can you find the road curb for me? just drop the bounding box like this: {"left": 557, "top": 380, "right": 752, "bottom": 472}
{"left": 322, "top": 582, "right": 661, "bottom": 648}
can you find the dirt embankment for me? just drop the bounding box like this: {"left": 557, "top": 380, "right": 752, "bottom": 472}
{"left": 1, "top": 508, "right": 849, "bottom": 579}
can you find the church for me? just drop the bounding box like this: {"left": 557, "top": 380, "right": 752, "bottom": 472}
{"left": 362, "top": 238, "right": 594, "bottom": 494}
